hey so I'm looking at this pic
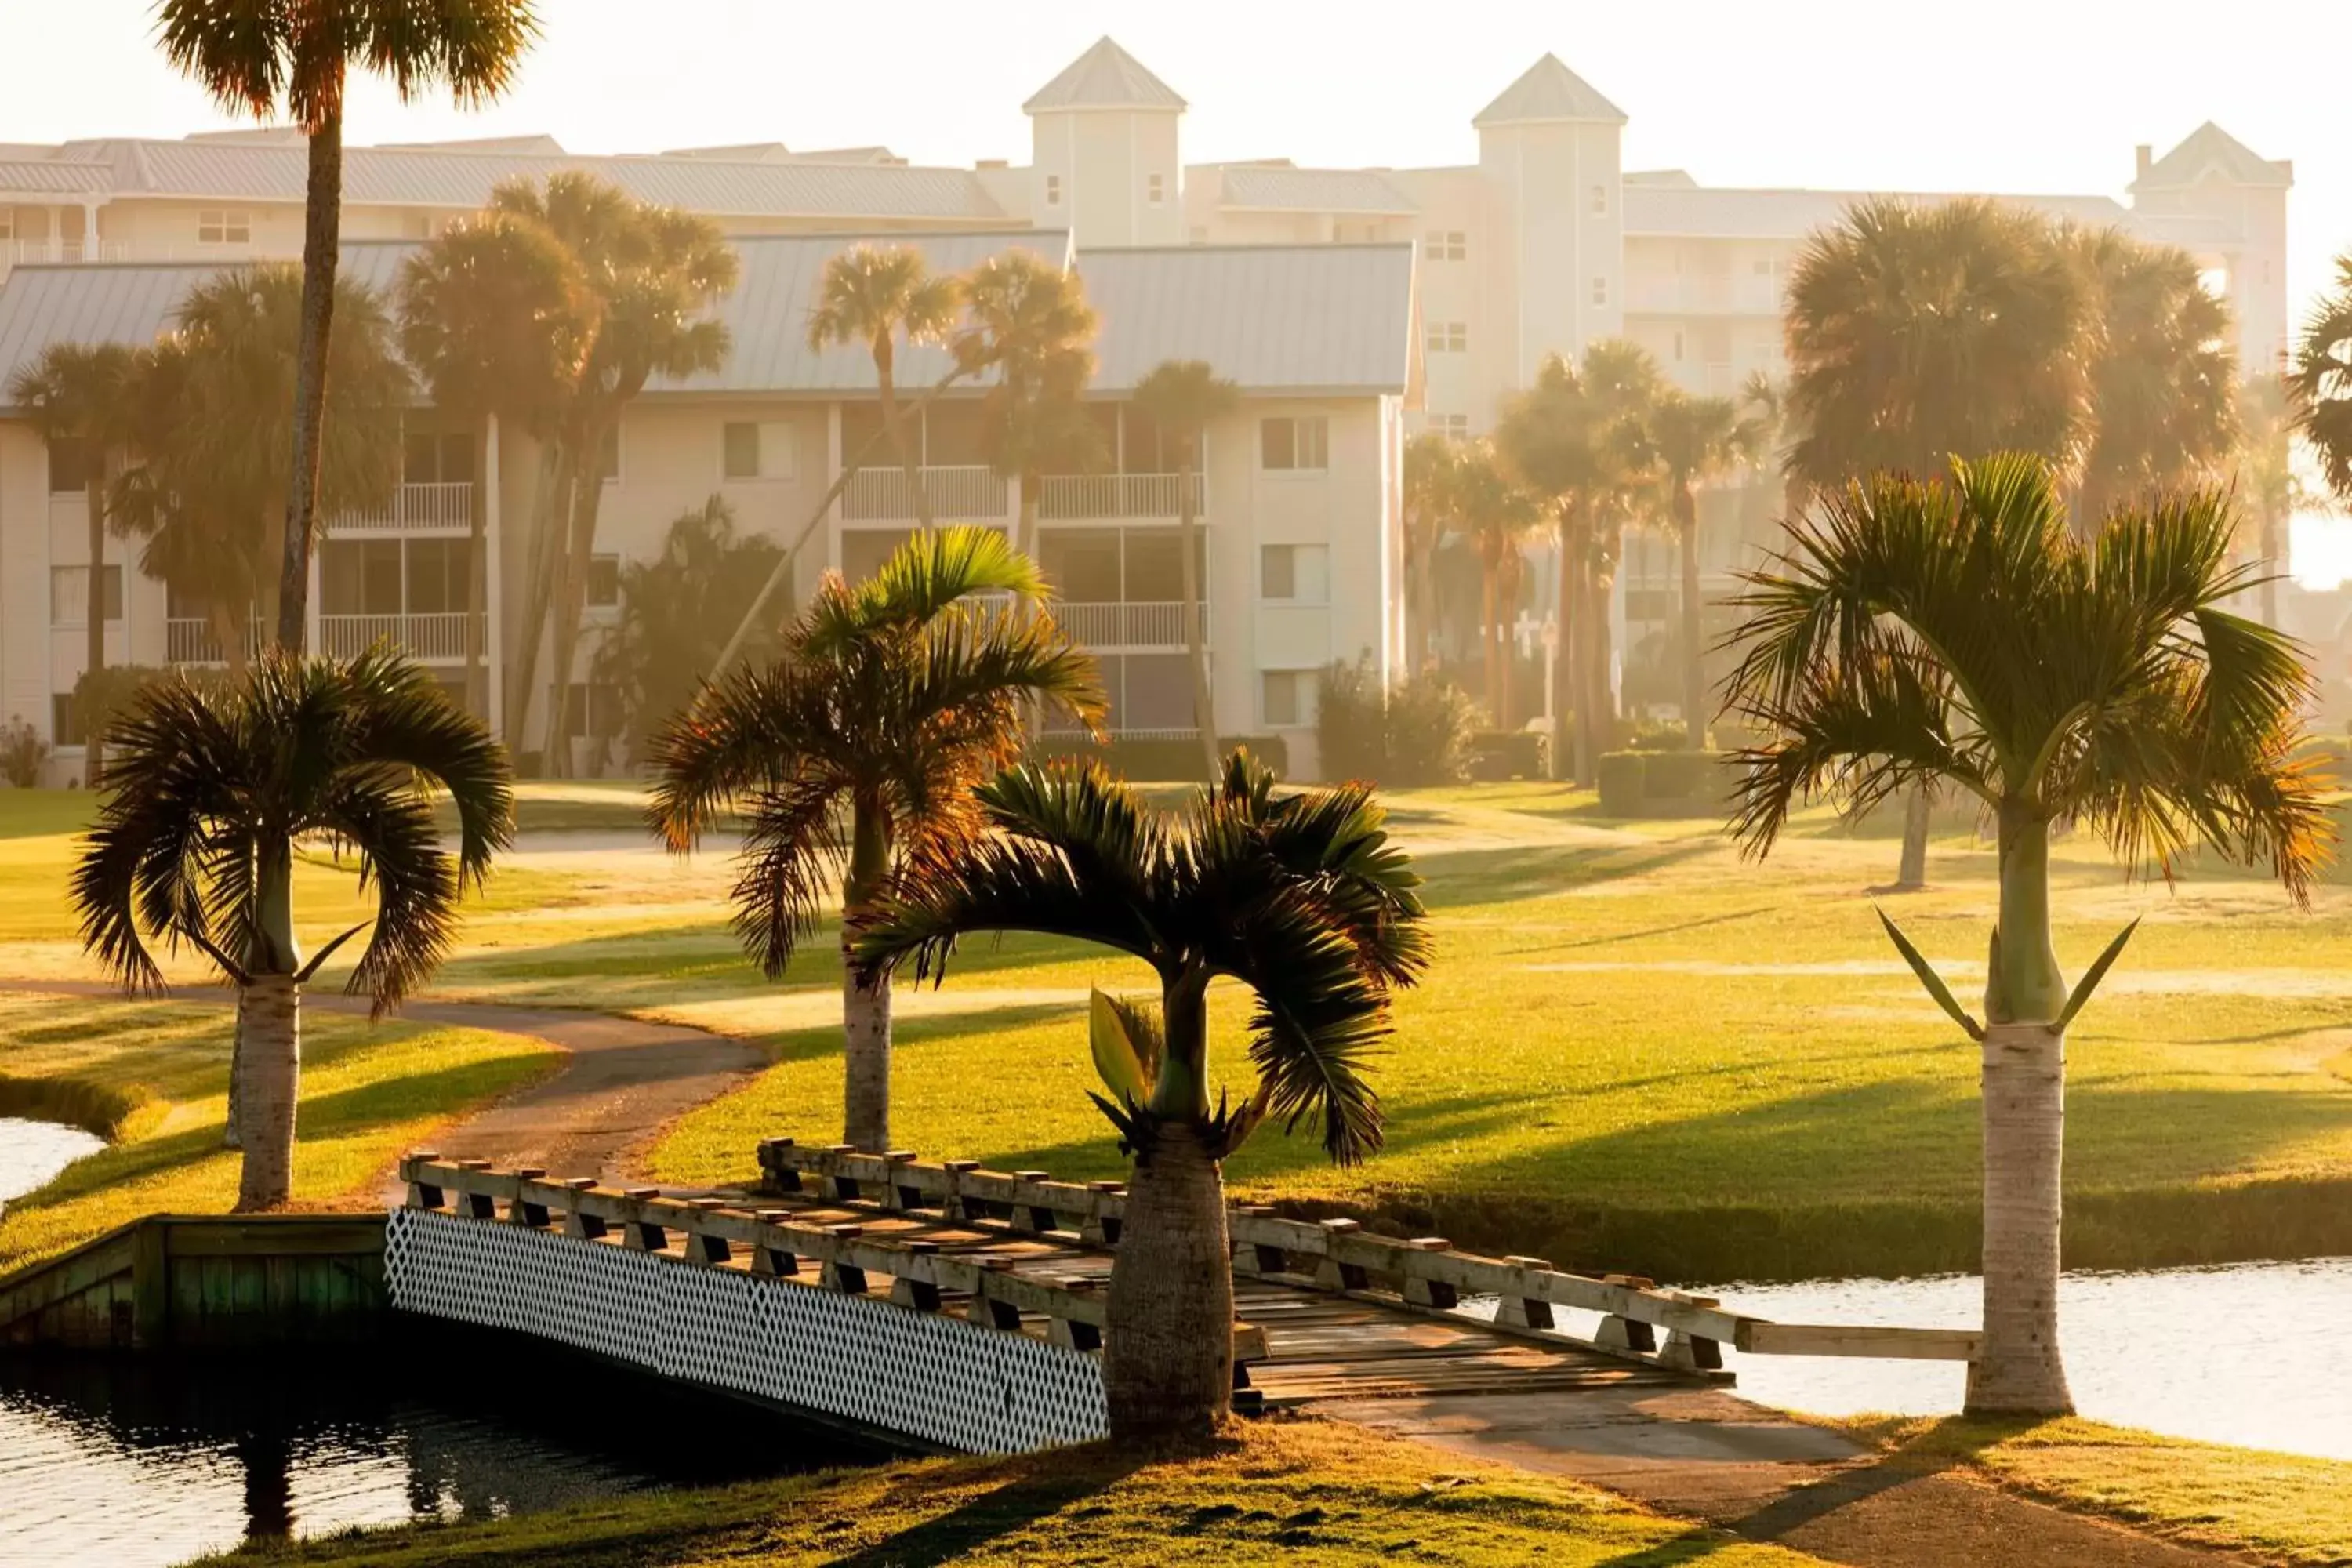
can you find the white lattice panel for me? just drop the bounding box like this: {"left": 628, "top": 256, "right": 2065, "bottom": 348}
{"left": 383, "top": 1207, "right": 1107, "bottom": 1453}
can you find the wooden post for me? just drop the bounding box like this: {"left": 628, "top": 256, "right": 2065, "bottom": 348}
{"left": 1312, "top": 1218, "right": 1369, "bottom": 1292}
{"left": 1011, "top": 1171, "right": 1055, "bottom": 1234}
{"left": 822, "top": 1224, "right": 868, "bottom": 1294}
{"left": 1399, "top": 1238, "right": 1459, "bottom": 1308}
{"left": 887, "top": 1240, "right": 941, "bottom": 1311}
{"left": 1082, "top": 1181, "right": 1124, "bottom": 1247}
{"left": 939, "top": 1159, "right": 979, "bottom": 1221}
{"left": 967, "top": 1257, "right": 1023, "bottom": 1328}
{"left": 750, "top": 1210, "right": 800, "bottom": 1276}
{"left": 759, "top": 1138, "right": 804, "bottom": 1194}
{"left": 506, "top": 1167, "right": 549, "bottom": 1229}
{"left": 560, "top": 1178, "right": 608, "bottom": 1240}
{"left": 884, "top": 1150, "right": 921, "bottom": 1212}
{"left": 820, "top": 1144, "right": 861, "bottom": 1203}
{"left": 1658, "top": 1292, "right": 1725, "bottom": 1371}
{"left": 687, "top": 1198, "right": 731, "bottom": 1264}
{"left": 1497, "top": 1255, "right": 1556, "bottom": 1329}
{"left": 1046, "top": 1276, "right": 1102, "bottom": 1351}
{"left": 131, "top": 1218, "right": 169, "bottom": 1348}
{"left": 404, "top": 1150, "right": 445, "bottom": 1211}
{"left": 623, "top": 1188, "right": 668, "bottom": 1252}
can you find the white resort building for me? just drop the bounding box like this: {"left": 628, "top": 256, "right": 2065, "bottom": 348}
{"left": 0, "top": 38, "right": 2292, "bottom": 778}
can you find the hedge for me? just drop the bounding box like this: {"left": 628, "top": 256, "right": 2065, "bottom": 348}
{"left": 1596, "top": 749, "right": 1733, "bottom": 818}
{"left": 1033, "top": 734, "right": 1289, "bottom": 782}
{"left": 1468, "top": 730, "right": 1549, "bottom": 782}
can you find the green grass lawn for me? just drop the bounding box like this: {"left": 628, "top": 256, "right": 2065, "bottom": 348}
{"left": 0, "top": 989, "right": 556, "bottom": 1274}
{"left": 2, "top": 781, "right": 2348, "bottom": 1280}
{"left": 181, "top": 1416, "right": 1831, "bottom": 1567}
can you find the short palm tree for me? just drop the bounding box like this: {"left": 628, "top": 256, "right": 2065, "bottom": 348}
{"left": 156, "top": 0, "right": 539, "bottom": 652}
{"left": 1132, "top": 361, "right": 1239, "bottom": 780}
{"left": 74, "top": 649, "right": 514, "bottom": 1210}
{"left": 1723, "top": 452, "right": 2328, "bottom": 1414}
{"left": 1650, "top": 391, "right": 1761, "bottom": 746}
{"left": 808, "top": 245, "right": 964, "bottom": 532}
{"left": 856, "top": 753, "right": 1430, "bottom": 1439}
{"left": 1454, "top": 440, "right": 1538, "bottom": 724}
{"left": 647, "top": 528, "right": 1104, "bottom": 1152}
{"left": 1403, "top": 433, "right": 1464, "bottom": 673}
{"left": 9, "top": 343, "right": 136, "bottom": 779}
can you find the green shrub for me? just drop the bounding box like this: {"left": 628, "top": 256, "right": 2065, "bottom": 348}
{"left": 1468, "top": 729, "right": 1548, "bottom": 781}
{"left": 1314, "top": 658, "right": 1479, "bottom": 786}
{"left": 1596, "top": 751, "right": 1647, "bottom": 815}
{"left": 0, "top": 718, "right": 46, "bottom": 789}
{"left": 1316, "top": 657, "right": 1387, "bottom": 782}
{"left": 1034, "top": 734, "right": 1288, "bottom": 782}
{"left": 1642, "top": 749, "right": 1726, "bottom": 802}
{"left": 1622, "top": 718, "right": 1693, "bottom": 750}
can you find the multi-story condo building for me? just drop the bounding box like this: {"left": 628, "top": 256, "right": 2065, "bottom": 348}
{"left": 0, "top": 38, "right": 2291, "bottom": 775}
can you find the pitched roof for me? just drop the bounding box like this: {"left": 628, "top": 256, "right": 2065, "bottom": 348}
{"left": 1215, "top": 165, "right": 1418, "bottom": 216}
{"left": 1472, "top": 54, "right": 1627, "bottom": 129}
{"left": 0, "top": 158, "right": 110, "bottom": 194}
{"left": 1075, "top": 243, "right": 1414, "bottom": 394}
{"left": 2132, "top": 122, "right": 2292, "bottom": 191}
{"left": 1023, "top": 37, "right": 1186, "bottom": 114}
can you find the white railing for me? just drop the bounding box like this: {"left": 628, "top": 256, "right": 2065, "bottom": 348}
{"left": 318, "top": 612, "right": 480, "bottom": 661}
{"left": 332, "top": 482, "right": 474, "bottom": 534}
{"left": 842, "top": 464, "right": 1007, "bottom": 522}
{"left": 1054, "top": 601, "right": 1205, "bottom": 649}
{"left": 1036, "top": 473, "right": 1203, "bottom": 521}
{"left": 165, "top": 617, "right": 263, "bottom": 666}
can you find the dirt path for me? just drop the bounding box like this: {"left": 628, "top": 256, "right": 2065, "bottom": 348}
{"left": 1322, "top": 1385, "right": 2241, "bottom": 1566}
{"left": 1, "top": 979, "right": 765, "bottom": 1189}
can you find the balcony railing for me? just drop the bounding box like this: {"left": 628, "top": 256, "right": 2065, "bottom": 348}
{"left": 842, "top": 464, "right": 1007, "bottom": 522}
{"left": 165, "top": 617, "right": 263, "bottom": 666}
{"left": 1036, "top": 473, "right": 1203, "bottom": 522}
{"left": 318, "top": 612, "right": 481, "bottom": 661}
{"left": 333, "top": 481, "right": 474, "bottom": 534}
{"left": 1053, "top": 601, "right": 1206, "bottom": 649}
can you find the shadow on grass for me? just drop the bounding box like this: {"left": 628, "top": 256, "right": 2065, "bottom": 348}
{"left": 821, "top": 1451, "right": 1149, "bottom": 1568}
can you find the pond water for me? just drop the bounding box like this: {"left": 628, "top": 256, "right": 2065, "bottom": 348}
{"left": 0, "top": 1116, "right": 106, "bottom": 1214}
{"left": 0, "top": 1330, "right": 883, "bottom": 1568}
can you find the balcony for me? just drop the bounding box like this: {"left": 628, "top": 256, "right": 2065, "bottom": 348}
{"left": 841, "top": 465, "right": 1007, "bottom": 522}
{"left": 332, "top": 481, "right": 474, "bottom": 535}
{"left": 165, "top": 618, "right": 261, "bottom": 666}
{"left": 318, "top": 612, "right": 482, "bottom": 662}
{"left": 1036, "top": 473, "right": 1203, "bottom": 522}
{"left": 1053, "top": 601, "right": 1206, "bottom": 650}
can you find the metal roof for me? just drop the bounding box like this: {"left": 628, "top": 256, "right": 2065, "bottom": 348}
{"left": 1215, "top": 166, "right": 1419, "bottom": 216}
{"left": 1472, "top": 55, "right": 1628, "bottom": 129}
{"left": 1623, "top": 185, "right": 2148, "bottom": 241}
{"left": 1022, "top": 37, "right": 1186, "bottom": 114}
{"left": 1075, "top": 243, "right": 1414, "bottom": 395}
{"left": 16, "top": 137, "right": 1004, "bottom": 222}
{"left": 0, "top": 158, "right": 111, "bottom": 194}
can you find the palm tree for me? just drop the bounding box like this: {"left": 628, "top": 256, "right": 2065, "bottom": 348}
{"left": 809, "top": 245, "right": 965, "bottom": 533}
{"left": 855, "top": 753, "right": 1430, "bottom": 1439}
{"left": 1403, "top": 433, "right": 1464, "bottom": 675}
{"left": 1454, "top": 441, "right": 1537, "bottom": 724}
{"left": 956, "top": 252, "right": 1102, "bottom": 572}
{"left": 1650, "top": 391, "right": 1761, "bottom": 746}
{"left": 155, "top": 0, "right": 538, "bottom": 654}
{"left": 2236, "top": 373, "right": 2303, "bottom": 626}
{"left": 74, "top": 648, "right": 514, "bottom": 1210}
{"left": 9, "top": 343, "right": 135, "bottom": 778}
{"left": 1723, "top": 452, "right": 2326, "bottom": 1414}
{"left": 395, "top": 210, "right": 595, "bottom": 720}
{"left": 1784, "top": 197, "right": 2095, "bottom": 888}
{"left": 2068, "top": 226, "right": 2239, "bottom": 524}
{"left": 1132, "top": 361, "right": 1240, "bottom": 780}
{"left": 647, "top": 528, "right": 1103, "bottom": 1152}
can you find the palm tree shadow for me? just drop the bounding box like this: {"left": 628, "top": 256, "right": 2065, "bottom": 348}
{"left": 820, "top": 1450, "right": 1149, "bottom": 1568}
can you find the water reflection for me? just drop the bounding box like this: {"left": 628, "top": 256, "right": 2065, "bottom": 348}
{"left": 0, "top": 1327, "right": 882, "bottom": 1568}
{"left": 0, "top": 1117, "right": 106, "bottom": 1212}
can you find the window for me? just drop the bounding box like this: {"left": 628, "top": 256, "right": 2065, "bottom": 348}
{"left": 49, "top": 564, "right": 123, "bottom": 626}
{"left": 722, "top": 419, "right": 795, "bottom": 481}
{"left": 586, "top": 553, "right": 621, "bottom": 608}
{"left": 1260, "top": 416, "right": 1329, "bottom": 472}
{"left": 1044, "top": 173, "right": 1062, "bottom": 207}
{"left": 46, "top": 437, "right": 90, "bottom": 494}
{"left": 405, "top": 538, "right": 471, "bottom": 614}
{"left": 1429, "top": 413, "right": 1469, "bottom": 441}
{"left": 558, "top": 681, "right": 623, "bottom": 741}
{"left": 1260, "top": 670, "right": 1316, "bottom": 728}
{"left": 1751, "top": 257, "right": 1773, "bottom": 277}
{"left": 1260, "top": 543, "right": 1330, "bottom": 604}
{"left": 1672, "top": 330, "right": 1686, "bottom": 362}
{"left": 1148, "top": 172, "right": 1165, "bottom": 205}
{"left": 1425, "top": 321, "right": 1467, "bottom": 354}
{"left": 1592, "top": 276, "right": 1610, "bottom": 307}
{"left": 197, "top": 209, "right": 251, "bottom": 245}
{"left": 593, "top": 424, "right": 622, "bottom": 485}
{"left": 1423, "top": 230, "right": 1466, "bottom": 262}
{"left": 1590, "top": 184, "right": 1608, "bottom": 215}
{"left": 403, "top": 430, "right": 473, "bottom": 485}
{"left": 51, "top": 693, "right": 82, "bottom": 750}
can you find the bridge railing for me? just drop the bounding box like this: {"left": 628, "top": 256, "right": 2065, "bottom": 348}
{"left": 756, "top": 1140, "right": 1982, "bottom": 1374}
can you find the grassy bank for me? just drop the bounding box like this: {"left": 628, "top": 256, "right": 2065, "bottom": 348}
{"left": 0, "top": 989, "right": 555, "bottom": 1274}
{"left": 187, "top": 1416, "right": 1828, "bottom": 1567}
{"left": 1830, "top": 1415, "right": 2352, "bottom": 1566}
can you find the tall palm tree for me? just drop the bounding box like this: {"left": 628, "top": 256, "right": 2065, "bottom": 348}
{"left": 2067, "top": 226, "right": 2239, "bottom": 525}
{"left": 155, "top": 0, "right": 539, "bottom": 655}
{"left": 956, "top": 251, "right": 1102, "bottom": 572}
{"left": 1650, "top": 391, "right": 1761, "bottom": 746}
{"left": 395, "top": 210, "right": 595, "bottom": 720}
{"left": 2236, "top": 373, "right": 2302, "bottom": 626}
{"left": 74, "top": 648, "right": 514, "bottom": 1210}
{"left": 1132, "top": 361, "right": 1239, "bottom": 780}
{"left": 856, "top": 753, "right": 1430, "bottom": 1439}
{"left": 1454, "top": 440, "right": 1537, "bottom": 724}
{"left": 647, "top": 528, "right": 1103, "bottom": 1152}
{"left": 809, "top": 245, "right": 964, "bottom": 534}
{"left": 1402, "top": 432, "right": 1464, "bottom": 674}
{"left": 110, "top": 267, "right": 408, "bottom": 666}
{"left": 9, "top": 343, "right": 136, "bottom": 779}
{"left": 1723, "top": 453, "right": 2327, "bottom": 1414}
{"left": 1784, "top": 197, "right": 2095, "bottom": 888}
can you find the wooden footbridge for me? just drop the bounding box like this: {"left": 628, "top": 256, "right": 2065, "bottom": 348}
{"left": 363, "top": 1140, "right": 1980, "bottom": 1455}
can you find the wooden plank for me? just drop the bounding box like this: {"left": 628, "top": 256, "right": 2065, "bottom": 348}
{"left": 131, "top": 1220, "right": 168, "bottom": 1347}
{"left": 1736, "top": 1323, "right": 1983, "bottom": 1361}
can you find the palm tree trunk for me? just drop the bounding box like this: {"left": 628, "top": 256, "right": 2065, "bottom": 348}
{"left": 464, "top": 424, "right": 488, "bottom": 721}
{"left": 1552, "top": 506, "right": 1577, "bottom": 781}
{"left": 876, "top": 353, "right": 935, "bottom": 532}
{"left": 503, "top": 441, "right": 571, "bottom": 754}
{"left": 223, "top": 989, "right": 245, "bottom": 1150}
{"left": 275, "top": 110, "right": 343, "bottom": 654}
{"left": 84, "top": 474, "right": 107, "bottom": 782}
{"left": 1969, "top": 815, "right": 2073, "bottom": 1414}
{"left": 1479, "top": 564, "right": 1500, "bottom": 721}
{"left": 546, "top": 427, "right": 612, "bottom": 779}
{"left": 840, "top": 797, "right": 893, "bottom": 1150}
{"left": 1178, "top": 437, "right": 1218, "bottom": 781}
{"left": 1896, "top": 787, "right": 1932, "bottom": 890}
{"left": 234, "top": 842, "right": 302, "bottom": 1212}
{"left": 216, "top": 603, "right": 251, "bottom": 680}
{"left": 1105, "top": 1118, "right": 1232, "bottom": 1439}
{"left": 1677, "top": 487, "right": 1706, "bottom": 750}
{"left": 2259, "top": 503, "right": 2283, "bottom": 629}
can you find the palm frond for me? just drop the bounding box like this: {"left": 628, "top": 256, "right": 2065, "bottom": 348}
{"left": 728, "top": 775, "right": 847, "bottom": 978}
{"left": 315, "top": 775, "right": 459, "bottom": 1017}
{"left": 339, "top": 647, "right": 514, "bottom": 886}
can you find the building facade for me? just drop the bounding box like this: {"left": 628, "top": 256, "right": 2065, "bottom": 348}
{"left": 0, "top": 38, "right": 2290, "bottom": 771}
